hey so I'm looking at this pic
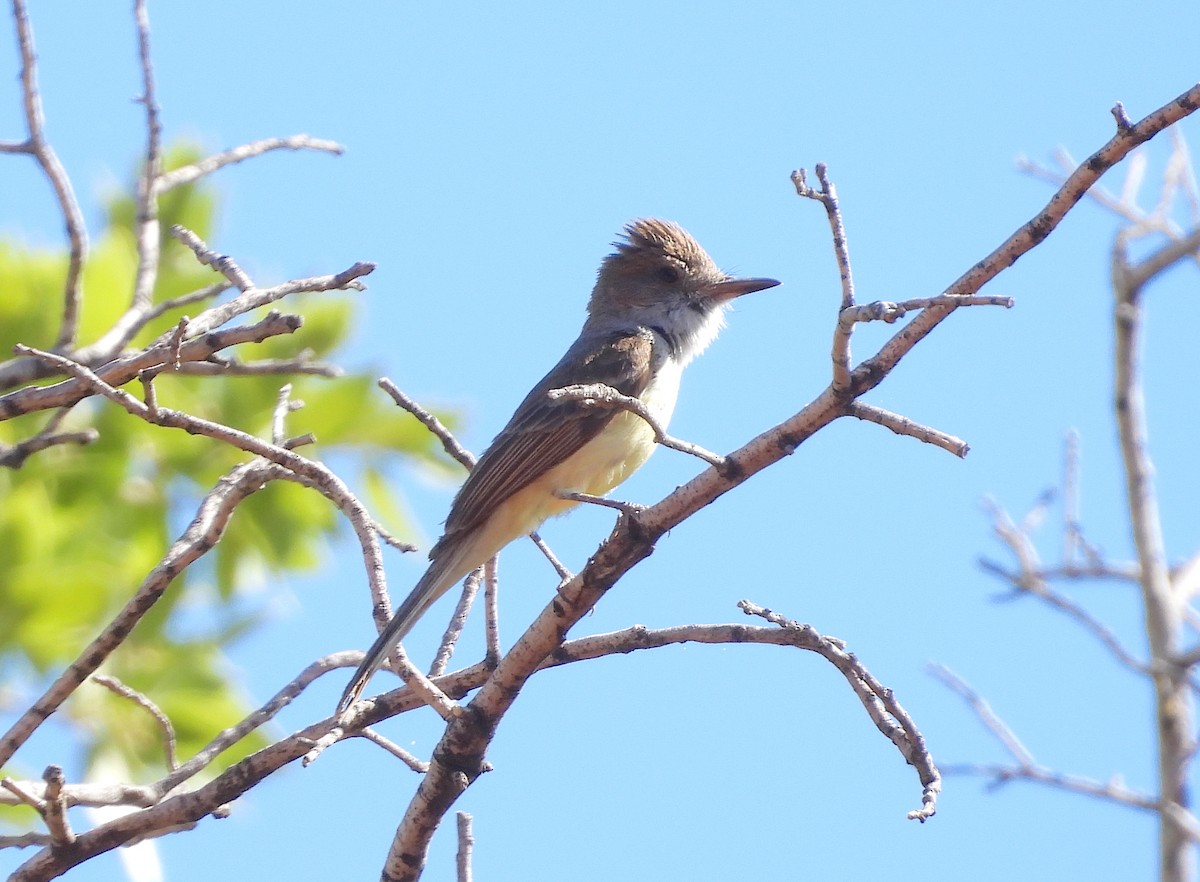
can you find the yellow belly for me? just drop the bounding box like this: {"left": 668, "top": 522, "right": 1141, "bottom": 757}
{"left": 459, "top": 360, "right": 682, "bottom": 567}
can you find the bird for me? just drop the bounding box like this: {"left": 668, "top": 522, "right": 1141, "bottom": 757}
{"left": 338, "top": 218, "right": 779, "bottom": 713}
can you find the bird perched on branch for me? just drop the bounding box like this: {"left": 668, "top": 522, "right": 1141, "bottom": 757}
{"left": 338, "top": 219, "right": 779, "bottom": 713}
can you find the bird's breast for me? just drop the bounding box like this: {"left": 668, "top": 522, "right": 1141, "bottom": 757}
{"left": 546, "top": 354, "right": 685, "bottom": 503}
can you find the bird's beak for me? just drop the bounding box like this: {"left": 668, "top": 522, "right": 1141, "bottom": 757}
{"left": 700, "top": 276, "right": 780, "bottom": 302}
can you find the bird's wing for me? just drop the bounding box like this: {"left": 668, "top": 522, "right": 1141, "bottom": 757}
{"left": 434, "top": 328, "right": 656, "bottom": 554}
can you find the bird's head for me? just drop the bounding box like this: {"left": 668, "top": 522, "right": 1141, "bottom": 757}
{"left": 588, "top": 218, "right": 779, "bottom": 358}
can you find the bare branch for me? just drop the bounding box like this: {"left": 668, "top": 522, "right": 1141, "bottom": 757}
{"left": 941, "top": 760, "right": 1162, "bottom": 812}
{"left": 0, "top": 832, "right": 52, "bottom": 849}
{"left": 429, "top": 570, "right": 484, "bottom": 678}
{"left": 271, "top": 383, "right": 300, "bottom": 446}
{"left": 483, "top": 557, "right": 501, "bottom": 666}
{"left": 981, "top": 497, "right": 1150, "bottom": 676}
{"left": 58, "top": 283, "right": 228, "bottom": 376}
{"left": 1112, "top": 101, "right": 1134, "bottom": 132}
{"left": 793, "top": 168, "right": 1012, "bottom": 395}
{"left": 181, "top": 260, "right": 374, "bottom": 338}
{"left": 379, "top": 377, "right": 475, "bottom": 470}
{"left": 40, "top": 766, "right": 74, "bottom": 847}
{"left": 164, "top": 316, "right": 188, "bottom": 372}
{"left": 143, "top": 282, "right": 229, "bottom": 321}
{"left": 928, "top": 664, "right": 1034, "bottom": 765}
{"left": 456, "top": 813, "right": 475, "bottom": 882}
{"left": 546, "top": 383, "right": 726, "bottom": 469}
{"left": 170, "top": 225, "right": 255, "bottom": 291}
{"left": 739, "top": 602, "right": 940, "bottom": 821}
{"left": 848, "top": 401, "right": 969, "bottom": 458}
{"left": 1122, "top": 225, "right": 1200, "bottom": 293}
{"left": 175, "top": 355, "right": 343, "bottom": 378}
{"left": 1, "top": 0, "right": 88, "bottom": 350}
{"left": 793, "top": 163, "right": 856, "bottom": 389}
{"left": 130, "top": 0, "right": 162, "bottom": 313}
{"left": 374, "top": 522, "right": 418, "bottom": 554}
{"left": 840, "top": 294, "right": 1013, "bottom": 325}
{"left": 932, "top": 664, "right": 1161, "bottom": 813}
{"left": 791, "top": 163, "right": 855, "bottom": 310}
{"left": 529, "top": 532, "right": 572, "bottom": 581}
{"left": 0, "top": 310, "right": 305, "bottom": 420}
{"left": 1, "top": 777, "right": 45, "bottom": 812}
{"left": 159, "top": 652, "right": 357, "bottom": 794}
{"left": 158, "top": 134, "right": 345, "bottom": 192}
{"left": 0, "top": 780, "right": 157, "bottom": 811}
{"left": 1112, "top": 201, "right": 1194, "bottom": 872}
{"left": 0, "top": 406, "right": 97, "bottom": 468}
{"left": 1061, "top": 429, "right": 1082, "bottom": 565}
{"left": 356, "top": 729, "right": 429, "bottom": 775}
{"left": 91, "top": 674, "right": 178, "bottom": 771}
{"left": 555, "top": 489, "right": 645, "bottom": 515}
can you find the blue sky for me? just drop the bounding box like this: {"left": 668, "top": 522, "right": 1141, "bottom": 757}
{"left": 4, "top": 1, "right": 1200, "bottom": 880}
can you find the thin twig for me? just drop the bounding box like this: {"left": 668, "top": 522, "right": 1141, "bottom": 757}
{"left": 429, "top": 569, "right": 484, "bottom": 678}
{"left": 738, "top": 601, "right": 940, "bottom": 821}
{"left": 1062, "top": 429, "right": 1082, "bottom": 565}
{"left": 143, "top": 282, "right": 228, "bottom": 322}
{"left": 0, "top": 831, "right": 52, "bottom": 849}
{"left": 0, "top": 406, "right": 97, "bottom": 468}
{"left": 130, "top": 0, "right": 162, "bottom": 312}
{"left": 791, "top": 164, "right": 854, "bottom": 310}
{"left": 840, "top": 294, "right": 1013, "bottom": 325}
{"left": 169, "top": 225, "right": 255, "bottom": 291}
{"left": 158, "top": 135, "right": 345, "bottom": 192}
{"left": 555, "top": 490, "right": 645, "bottom": 515}
{"left": 456, "top": 812, "right": 475, "bottom": 882}
{"left": 175, "top": 356, "right": 342, "bottom": 378}
{"left": 2, "top": 0, "right": 88, "bottom": 350}
{"left": 980, "top": 498, "right": 1151, "bottom": 677}
{"left": 378, "top": 377, "right": 475, "bottom": 469}
{"left": 165, "top": 316, "right": 188, "bottom": 372}
{"left": 91, "top": 675, "right": 179, "bottom": 771}
{"left": 356, "top": 729, "right": 429, "bottom": 775}
{"left": 181, "top": 261, "right": 373, "bottom": 338}
{"left": 546, "top": 383, "right": 726, "bottom": 468}
{"left": 271, "top": 383, "right": 297, "bottom": 446}
{"left": 164, "top": 651, "right": 360, "bottom": 792}
{"left": 1, "top": 308, "right": 310, "bottom": 420}
{"left": 1, "top": 777, "right": 45, "bottom": 812}
{"left": 931, "top": 664, "right": 1162, "bottom": 813}
{"left": 40, "top": 766, "right": 74, "bottom": 847}
{"left": 793, "top": 164, "right": 856, "bottom": 390}
{"left": 1123, "top": 225, "right": 1200, "bottom": 292}
{"left": 529, "top": 532, "right": 573, "bottom": 581}
{"left": 373, "top": 522, "right": 417, "bottom": 554}
{"left": 848, "top": 401, "right": 969, "bottom": 458}
{"left": 483, "top": 557, "right": 501, "bottom": 666}
{"left": 928, "top": 664, "right": 1034, "bottom": 764}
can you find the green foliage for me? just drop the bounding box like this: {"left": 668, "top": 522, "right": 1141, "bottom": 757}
{"left": 0, "top": 144, "right": 453, "bottom": 782}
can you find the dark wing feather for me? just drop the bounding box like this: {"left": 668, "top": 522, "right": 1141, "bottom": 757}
{"left": 432, "top": 328, "right": 656, "bottom": 557}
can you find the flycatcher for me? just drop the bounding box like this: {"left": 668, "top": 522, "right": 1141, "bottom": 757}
{"left": 338, "top": 219, "right": 778, "bottom": 712}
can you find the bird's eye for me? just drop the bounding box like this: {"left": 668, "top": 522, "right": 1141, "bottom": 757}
{"left": 655, "top": 266, "right": 680, "bottom": 284}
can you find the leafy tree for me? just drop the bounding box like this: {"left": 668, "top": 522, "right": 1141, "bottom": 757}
{"left": 0, "top": 145, "right": 446, "bottom": 786}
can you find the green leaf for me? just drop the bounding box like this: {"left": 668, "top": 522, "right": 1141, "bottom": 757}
{"left": 0, "top": 142, "right": 459, "bottom": 792}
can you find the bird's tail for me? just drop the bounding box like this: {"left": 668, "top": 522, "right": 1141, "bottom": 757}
{"left": 336, "top": 545, "right": 473, "bottom": 714}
